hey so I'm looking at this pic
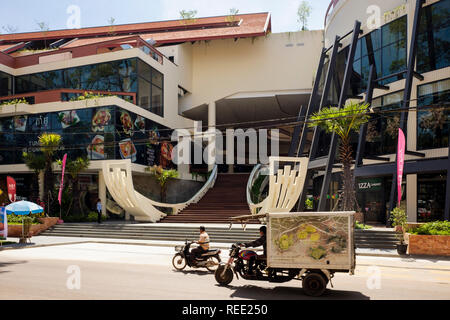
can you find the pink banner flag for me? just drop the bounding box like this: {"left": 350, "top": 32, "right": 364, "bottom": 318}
{"left": 58, "top": 154, "right": 68, "bottom": 205}
{"left": 397, "top": 129, "right": 406, "bottom": 206}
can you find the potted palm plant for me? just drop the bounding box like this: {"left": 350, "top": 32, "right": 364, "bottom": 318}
{"left": 390, "top": 207, "right": 408, "bottom": 255}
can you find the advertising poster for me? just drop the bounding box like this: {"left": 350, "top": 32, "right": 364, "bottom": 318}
{"left": 0, "top": 205, "right": 7, "bottom": 239}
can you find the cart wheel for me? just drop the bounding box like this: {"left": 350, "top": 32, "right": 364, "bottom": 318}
{"left": 302, "top": 272, "right": 327, "bottom": 297}
{"left": 215, "top": 265, "right": 233, "bottom": 286}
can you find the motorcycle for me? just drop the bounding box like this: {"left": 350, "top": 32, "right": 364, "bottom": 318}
{"left": 215, "top": 243, "right": 307, "bottom": 289}
{"left": 172, "top": 240, "right": 222, "bottom": 272}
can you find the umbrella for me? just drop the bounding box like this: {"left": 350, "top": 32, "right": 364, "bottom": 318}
{"left": 5, "top": 201, "right": 43, "bottom": 216}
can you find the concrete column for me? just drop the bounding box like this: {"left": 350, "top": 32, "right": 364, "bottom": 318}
{"left": 98, "top": 171, "right": 107, "bottom": 217}
{"left": 406, "top": 174, "right": 417, "bottom": 223}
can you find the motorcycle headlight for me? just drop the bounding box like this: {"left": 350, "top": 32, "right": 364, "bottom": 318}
{"left": 175, "top": 245, "right": 183, "bottom": 252}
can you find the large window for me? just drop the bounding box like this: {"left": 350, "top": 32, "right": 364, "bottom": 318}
{"left": 365, "top": 91, "right": 404, "bottom": 156}
{"left": 0, "top": 71, "right": 12, "bottom": 97}
{"left": 0, "top": 106, "right": 173, "bottom": 167}
{"left": 417, "top": 78, "right": 450, "bottom": 150}
{"left": 417, "top": 0, "right": 450, "bottom": 74}
{"left": 13, "top": 58, "right": 164, "bottom": 116}
{"left": 417, "top": 172, "right": 446, "bottom": 222}
{"left": 353, "top": 16, "right": 407, "bottom": 92}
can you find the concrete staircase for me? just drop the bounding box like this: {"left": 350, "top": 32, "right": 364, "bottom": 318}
{"left": 160, "top": 173, "right": 259, "bottom": 224}
{"left": 355, "top": 229, "right": 398, "bottom": 249}
{"left": 40, "top": 224, "right": 398, "bottom": 249}
{"left": 40, "top": 224, "right": 260, "bottom": 243}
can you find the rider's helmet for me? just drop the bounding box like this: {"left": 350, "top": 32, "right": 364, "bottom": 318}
{"left": 259, "top": 226, "right": 267, "bottom": 235}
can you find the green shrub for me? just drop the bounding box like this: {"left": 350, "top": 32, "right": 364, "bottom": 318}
{"left": 411, "top": 221, "right": 450, "bottom": 236}
{"left": 87, "top": 212, "right": 106, "bottom": 222}
{"left": 6, "top": 214, "right": 41, "bottom": 225}
{"left": 355, "top": 221, "right": 371, "bottom": 229}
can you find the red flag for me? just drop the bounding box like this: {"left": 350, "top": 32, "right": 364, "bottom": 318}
{"left": 58, "top": 154, "right": 67, "bottom": 205}
{"left": 397, "top": 129, "right": 406, "bottom": 206}
{"left": 6, "top": 176, "right": 16, "bottom": 203}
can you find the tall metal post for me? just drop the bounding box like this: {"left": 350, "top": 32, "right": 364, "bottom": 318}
{"left": 387, "top": 0, "right": 424, "bottom": 222}
{"left": 289, "top": 48, "right": 327, "bottom": 157}
{"left": 355, "top": 65, "right": 376, "bottom": 167}
{"left": 296, "top": 38, "right": 341, "bottom": 211}
{"left": 308, "top": 36, "right": 341, "bottom": 161}
{"left": 318, "top": 21, "right": 361, "bottom": 212}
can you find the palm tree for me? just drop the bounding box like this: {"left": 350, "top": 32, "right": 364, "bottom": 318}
{"left": 58, "top": 157, "right": 90, "bottom": 216}
{"left": 22, "top": 152, "right": 45, "bottom": 200}
{"left": 308, "top": 101, "right": 370, "bottom": 211}
{"left": 39, "top": 133, "right": 62, "bottom": 212}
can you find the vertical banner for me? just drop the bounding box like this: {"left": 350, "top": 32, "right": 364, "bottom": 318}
{"left": 397, "top": 128, "right": 406, "bottom": 206}
{"left": 6, "top": 176, "right": 16, "bottom": 203}
{"left": 58, "top": 154, "right": 68, "bottom": 205}
{"left": 0, "top": 205, "right": 7, "bottom": 238}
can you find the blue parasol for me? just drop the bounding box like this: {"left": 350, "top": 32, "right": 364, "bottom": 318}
{"left": 5, "top": 201, "right": 44, "bottom": 216}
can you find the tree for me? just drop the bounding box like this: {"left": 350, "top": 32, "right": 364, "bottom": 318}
{"left": 308, "top": 101, "right": 370, "bottom": 211}
{"left": 146, "top": 165, "right": 178, "bottom": 202}
{"left": 57, "top": 156, "right": 90, "bottom": 216}
{"left": 22, "top": 152, "right": 45, "bottom": 200}
{"left": 179, "top": 10, "right": 197, "bottom": 25}
{"left": 39, "top": 133, "right": 62, "bottom": 213}
{"left": 226, "top": 8, "right": 239, "bottom": 25}
{"left": 297, "top": 1, "right": 312, "bottom": 31}
{"left": 36, "top": 21, "right": 50, "bottom": 48}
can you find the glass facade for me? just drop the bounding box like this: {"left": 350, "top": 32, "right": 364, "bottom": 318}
{"left": 8, "top": 58, "right": 164, "bottom": 117}
{"left": 365, "top": 91, "right": 404, "bottom": 156}
{"left": 417, "top": 0, "right": 450, "bottom": 74}
{"left": 417, "top": 172, "right": 446, "bottom": 222}
{"left": 0, "top": 106, "right": 175, "bottom": 168}
{"left": 0, "top": 71, "right": 12, "bottom": 97}
{"left": 417, "top": 78, "right": 450, "bottom": 150}
{"left": 353, "top": 15, "right": 407, "bottom": 90}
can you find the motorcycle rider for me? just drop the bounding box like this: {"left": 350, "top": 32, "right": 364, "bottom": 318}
{"left": 241, "top": 226, "right": 267, "bottom": 275}
{"left": 191, "top": 226, "right": 210, "bottom": 260}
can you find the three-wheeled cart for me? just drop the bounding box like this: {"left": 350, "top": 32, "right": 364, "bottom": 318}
{"left": 215, "top": 211, "right": 356, "bottom": 296}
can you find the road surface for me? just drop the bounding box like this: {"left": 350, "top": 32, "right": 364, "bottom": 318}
{"left": 1, "top": 243, "right": 449, "bottom": 300}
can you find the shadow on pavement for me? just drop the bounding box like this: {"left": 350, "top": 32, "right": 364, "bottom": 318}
{"left": 173, "top": 269, "right": 215, "bottom": 277}
{"left": 221, "top": 284, "right": 370, "bottom": 300}
{"left": 0, "top": 260, "right": 28, "bottom": 274}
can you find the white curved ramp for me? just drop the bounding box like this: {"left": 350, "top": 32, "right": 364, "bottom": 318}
{"left": 101, "top": 160, "right": 217, "bottom": 222}
{"left": 247, "top": 157, "right": 309, "bottom": 215}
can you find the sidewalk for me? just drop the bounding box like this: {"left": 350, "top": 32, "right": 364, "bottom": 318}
{"left": 3, "top": 234, "right": 447, "bottom": 261}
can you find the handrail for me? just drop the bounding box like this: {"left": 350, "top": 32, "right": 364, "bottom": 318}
{"left": 101, "top": 160, "right": 218, "bottom": 222}
{"left": 170, "top": 165, "right": 218, "bottom": 214}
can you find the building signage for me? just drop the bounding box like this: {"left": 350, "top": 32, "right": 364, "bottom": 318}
{"left": 384, "top": 4, "right": 407, "bottom": 24}
{"left": 357, "top": 178, "right": 383, "bottom": 191}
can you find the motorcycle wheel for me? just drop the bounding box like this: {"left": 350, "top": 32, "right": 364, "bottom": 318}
{"left": 206, "top": 256, "right": 221, "bottom": 272}
{"left": 302, "top": 272, "right": 327, "bottom": 297}
{"left": 215, "top": 265, "right": 233, "bottom": 286}
{"left": 172, "top": 254, "right": 187, "bottom": 271}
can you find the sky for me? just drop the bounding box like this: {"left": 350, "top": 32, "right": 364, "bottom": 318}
{"left": 0, "top": 0, "right": 330, "bottom": 35}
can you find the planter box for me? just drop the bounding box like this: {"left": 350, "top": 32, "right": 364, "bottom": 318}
{"left": 407, "top": 233, "right": 450, "bottom": 256}
{"left": 6, "top": 217, "right": 59, "bottom": 238}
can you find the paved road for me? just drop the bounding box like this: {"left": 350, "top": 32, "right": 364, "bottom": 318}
{"left": 1, "top": 243, "right": 449, "bottom": 300}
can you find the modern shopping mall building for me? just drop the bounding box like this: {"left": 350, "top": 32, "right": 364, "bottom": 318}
{"left": 0, "top": 12, "right": 323, "bottom": 218}
{"left": 0, "top": 0, "right": 448, "bottom": 224}
{"left": 307, "top": 0, "right": 448, "bottom": 224}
